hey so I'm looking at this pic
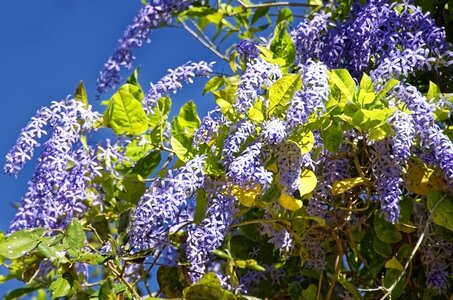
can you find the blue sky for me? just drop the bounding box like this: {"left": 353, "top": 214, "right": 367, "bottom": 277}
{"left": 0, "top": 0, "right": 221, "bottom": 295}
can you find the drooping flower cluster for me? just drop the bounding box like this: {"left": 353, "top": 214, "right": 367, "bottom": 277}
{"left": 291, "top": 0, "right": 453, "bottom": 81}
{"left": 393, "top": 84, "right": 453, "bottom": 186}
{"left": 7, "top": 99, "right": 101, "bottom": 232}
{"left": 184, "top": 180, "right": 236, "bottom": 282}
{"left": 286, "top": 60, "right": 329, "bottom": 128}
{"left": 235, "top": 39, "right": 260, "bottom": 59}
{"left": 142, "top": 61, "right": 215, "bottom": 113}
{"left": 226, "top": 142, "right": 272, "bottom": 189}
{"left": 128, "top": 155, "right": 206, "bottom": 253}
{"left": 222, "top": 119, "right": 256, "bottom": 165}
{"left": 234, "top": 58, "right": 282, "bottom": 114}
{"left": 97, "top": 0, "right": 194, "bottom": 94}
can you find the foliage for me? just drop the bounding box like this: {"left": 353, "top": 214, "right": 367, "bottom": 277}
{"left": 2, "top": 0, "right": 453, "bottom": 299}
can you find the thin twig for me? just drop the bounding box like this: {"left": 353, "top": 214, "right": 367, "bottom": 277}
{"left": 379, "top": 195, "right": 447, "bottom": 300}
{"left": 107, "top": 260, "right": 142, "bottom": 300}
{"left": 237, "top": 0, "right": 320, "bottom": 9}
{"left": 177, "top": 17, "right": 228, "bottom": 61}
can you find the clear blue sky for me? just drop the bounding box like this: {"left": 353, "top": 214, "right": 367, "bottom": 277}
{"left": 0, "top": 0, "right": 221, "bottom": 295}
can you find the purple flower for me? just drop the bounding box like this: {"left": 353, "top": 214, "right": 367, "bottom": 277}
{"left": 222, "top": 119, "right": 256, "bottom": 165}
{"left": 227, "top": 142, "right": 272, "bottom": 188}
{"left": 97, "top": 0, "right": 194, "bottom": 94}
{"left": 7, "top": 99, "right": 101, "bottom": 232}
{"left": 128, "top": 155, "right": 206, "bottom": 253}
{"left": 236, "top": 39, "right": 260, "bottom": 59}
{"left": 234, "top": 58, "right": 282, "bottom": 114}
{"left": 275, "top": 142, "right": 303, "bottom": 192}
{"left": 286, "top": 60, "right": 328, "bottom": 128}
{"left": 261, "top": 118, "right": 287, "bottom": 145}
{"left": 371, "top": 139, "right": 402, "bottom": 223}
{"left": 185, "top": 180, "right": 236, "bottom": 282}
{"left": 143, "top": 61, "right": 215, "bottom": 113}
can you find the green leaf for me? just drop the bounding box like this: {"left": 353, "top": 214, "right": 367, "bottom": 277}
{"left": 287, "top": 128, "right": 314, "bottom": 154}
{"left": 383, "top": 269, "right": 405, "bottom": 299}
{"left": 329, "top": 69, "right": 356, "bottom": 100}
{"left": 203, "top": 76, "right": 224, "bottom": 95}
{"left": 170, "top": 101, "right": 200, "bottom": 161}
{"left": 321, "top": 125, "right": 343, "bottom": 153}
{"left": 248, "top": 100, "right": 265, "bottom": 122}
{"left": 204, "top": 154, "right": 224, "bottom": 176}
{"left": 194, "top": 189, "right": 208, "bottom": 224}
{"left": 149, "top": 96, "right": 171, "bottom": 129}
{"left": 4, "top": 287, "right": 41, "bottom": 300}
{"left": 175, "top": 101, "right": 201, "bottom": 135}
{"left": 359, "top": 73, "right": 374, "bottom": 93}
{"left": 337, "top": 274, "right": 361, "bottom": 300}
{"left": 351, "top": 108, "right": 395, "bottom": 131}
{"left": 376, "top": 79, "right": 399, "bottom": 100}
{"left": 103, "top": 88, "right": 148, "bottom": 136}
{"left": 270, "top": 22, "right": 296, "bottom": 66}
{"left": 332, "top": 177, "right": 366, "bottom": 195}
{"left": 373, "top": 237, "right": 392, "bottom": 258}
{"left": 64, "top": 218, "right": 85, "bottom": 254}
{"left": 120, "top": 174, "right": 146, "bottom": 205}
{"left": 213, "top": 88, "right": 236, "bottom": 119}
{"left": 49, "top": 276, "right": 72, "bottom": 299}
{"left": 126, "top": 67, "right": 141, "bottom": 87}
{"left": 157, "top": 266, "right": 185, "bottom": 298}
{"left": 183, "top": 273, "right": 236, "bottom": 300}
{"left": 298, "top": 169, "right": 317, "bottom": 196}
{"left": 132, "top": 150, "right": 161, "bottom": 177}
{"left": 427, "top": 81, "right": 440, "bottom": 101}
{"left": 0, "top": 229, "right": 42, "bottom": 259}
{"left": 374, "top": 212, "right": 402, "bottom": 244}
{"left": 268, "top": 74, "right": 302, "bottom": 116}
{"left": 234, "top": 259, "right": 265, "bottom": 271}
{"left": 427, "top": 192, "right": 453, "bottom": 232}
{"left": 74, "top": 81, "right": 88, "bottom": 108}
{"left": 385, "top": 256, "right": 404, "bottom": 272}
{"left": 125, "top": 137, "right": 155, "bottom": 162}
{"left": 277, "top": 8, "right": 293, "bottom": 24}
{"left": 301, "top": 284, "right": 317, "bottom": 300}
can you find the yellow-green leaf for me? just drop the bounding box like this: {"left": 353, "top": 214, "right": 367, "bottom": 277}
{"left": 332, "top": 177, "right": 366, "bottom": 195}
{"left": 385, "top": 256, "right": 404, "bottom": 272}
{"left": 278, "top": 191, "right": 302, "bottom": 211}
{"left": 288, "top": 129, "right": 314, "bottom": 154}
{"left": 298, "top": 169, "right": 317, "bottom": 196}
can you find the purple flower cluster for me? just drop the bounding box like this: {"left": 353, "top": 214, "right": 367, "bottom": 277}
{"left": 193, "top": 108, "right": 228, "bottom": 146}
{"left": 275, "top": 142, "right": 303, "bottom": 192}
{"left": 185, "top": 181, "right": 236, "bottom": 282}
{"left": 6, "top": 99, "right": 101, "bottom": 232}
{"left": 97, "top": 0, "right": 194, "bottom": 94}
{"left": 421, "top": 236, "right": 453, "bottom": 295}
{"left": 226, "top": 142, "right": 272, "bottom": 189}
{"left": 235, "top": 39, "right": 260, "bottom": 59}
{"left": 262, "top": 222, "right": 293, "bottom": 255}
{"left": 371, "top": 139, "right": 403, "bottom": 223}
{"left": 222, "top": 119, "right": 256, "bottom": 165}
{"left": 128, "top": 155, "right": 205, "bottom": 253}
{"left": 393, "top": 84, "right": 453, "bottom": 185}
{"left": 291, "top": 1, "right": 453, "bottom": 80}
{"left": 286, "top": 60, "right": 329, "bottom": 128}
{"left": 234, "top": 58, "right": 282, "bottom": 114}
{"left": 142, "top": 61, "right": 215, "bottom": 113}
{"left": 260, "top": 118, "right": 287, "bottom": 145}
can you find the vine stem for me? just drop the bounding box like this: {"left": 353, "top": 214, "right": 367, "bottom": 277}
{"left": 379, "top": 194, "right": 447, "bottom": 300}
{"left": 107, "top": 260, "right": 142, "bottom": 300}
{"left": 177, "top": 16, "right": 228, "bottom": 61}
{"left": 237, "top": 0, "right": 320, "bottom": 9}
